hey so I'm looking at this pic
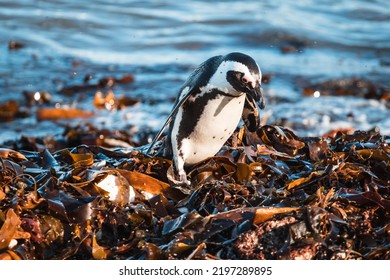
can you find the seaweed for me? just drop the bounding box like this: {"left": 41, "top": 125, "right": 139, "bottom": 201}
{"left": 0, "top": 124, "right": 388, "bottom": 260}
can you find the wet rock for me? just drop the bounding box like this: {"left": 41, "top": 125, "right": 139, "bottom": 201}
{"left": 22, "top": 91, "right": 52, "bottom": 106}
{"left": 261, "top": 73, "right": 272, "bottom": 84}
{"left": 303, "top": 78, "right": 388, "bottom": 101}
{"left": 8, "top": 41, "right": 25, "bottom": 50}
{"left": 0, "top": 100, "right": 30, "bottom": 121}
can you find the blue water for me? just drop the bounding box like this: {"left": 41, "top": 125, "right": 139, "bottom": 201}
{"left": 1, "top": 0, "right": 390, "bottom": 143}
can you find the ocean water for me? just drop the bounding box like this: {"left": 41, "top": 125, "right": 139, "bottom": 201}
{"left": 1, "top": 0, "right": 390, "bottom": 143}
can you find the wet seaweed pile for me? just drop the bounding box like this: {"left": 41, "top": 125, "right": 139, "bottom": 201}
{"left": 0, "top": 124, "right": 389, "bottom": 260}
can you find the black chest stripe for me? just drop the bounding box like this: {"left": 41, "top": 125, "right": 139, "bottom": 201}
{"left": 175, "top": 89, "right": 226, "bottom": 149}
{"left": 214, "top": 95, "right": 234, "bottom": 117}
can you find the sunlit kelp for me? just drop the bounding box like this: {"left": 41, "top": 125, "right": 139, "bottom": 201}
{"left": 0, "top": 125, "right": 389, "bottom": 259}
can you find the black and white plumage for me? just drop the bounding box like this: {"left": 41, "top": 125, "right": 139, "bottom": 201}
{"left": 147, "top": 52, "right": 265, "bottom": 185}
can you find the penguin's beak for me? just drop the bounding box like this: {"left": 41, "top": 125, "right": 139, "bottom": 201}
{"left": 246, "top": 84, "right": 265, "bottom": 110}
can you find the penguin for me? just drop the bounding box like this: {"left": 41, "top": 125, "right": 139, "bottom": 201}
{"left": 146, "top": 52, "right": 265, "bottom": 185}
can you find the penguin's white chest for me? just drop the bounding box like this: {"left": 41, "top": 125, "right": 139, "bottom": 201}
{"left": 175, "top": 94, "right": 246, "bottom": 165}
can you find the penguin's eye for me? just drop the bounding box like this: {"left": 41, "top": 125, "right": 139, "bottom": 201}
{"left": 241, "top": 75, "right": 249, "bottom": 84}
{"left": 226, "top": 71, "right": 251, "bottom": 90}
{"left": 240, "top": 73, "right": 254, "bottom": 89}
{"left": 234, "top": 71, "right": 242, "bottom": 81}
{"left": 241, "top": 75, "right": 255, "bottom": 90}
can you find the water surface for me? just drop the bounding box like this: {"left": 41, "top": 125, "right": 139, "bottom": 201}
{"left": 1, "top": 0, "right": 389, "bottom": 144}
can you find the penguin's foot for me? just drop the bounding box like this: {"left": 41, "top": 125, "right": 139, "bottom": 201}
{"left": 167, "top": 166, "right": 191, "bottom": 186}
{"left": 179, "top": 172, "right": 191, "bottom": 186}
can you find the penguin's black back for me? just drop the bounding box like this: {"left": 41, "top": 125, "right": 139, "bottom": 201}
{"left": 178, "top": 55, "right": 222, "bottom": 96}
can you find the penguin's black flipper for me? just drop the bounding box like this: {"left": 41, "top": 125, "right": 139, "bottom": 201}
{"left": 146, "top": 55, "right": 222, "bottom": 156}
{"left": 145, "top": 88, "right": 197, "bottom": 155}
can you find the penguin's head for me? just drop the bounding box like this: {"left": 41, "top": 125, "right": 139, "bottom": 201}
{"left": 208, "top": 52, "right": 265, "bottom": 109}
